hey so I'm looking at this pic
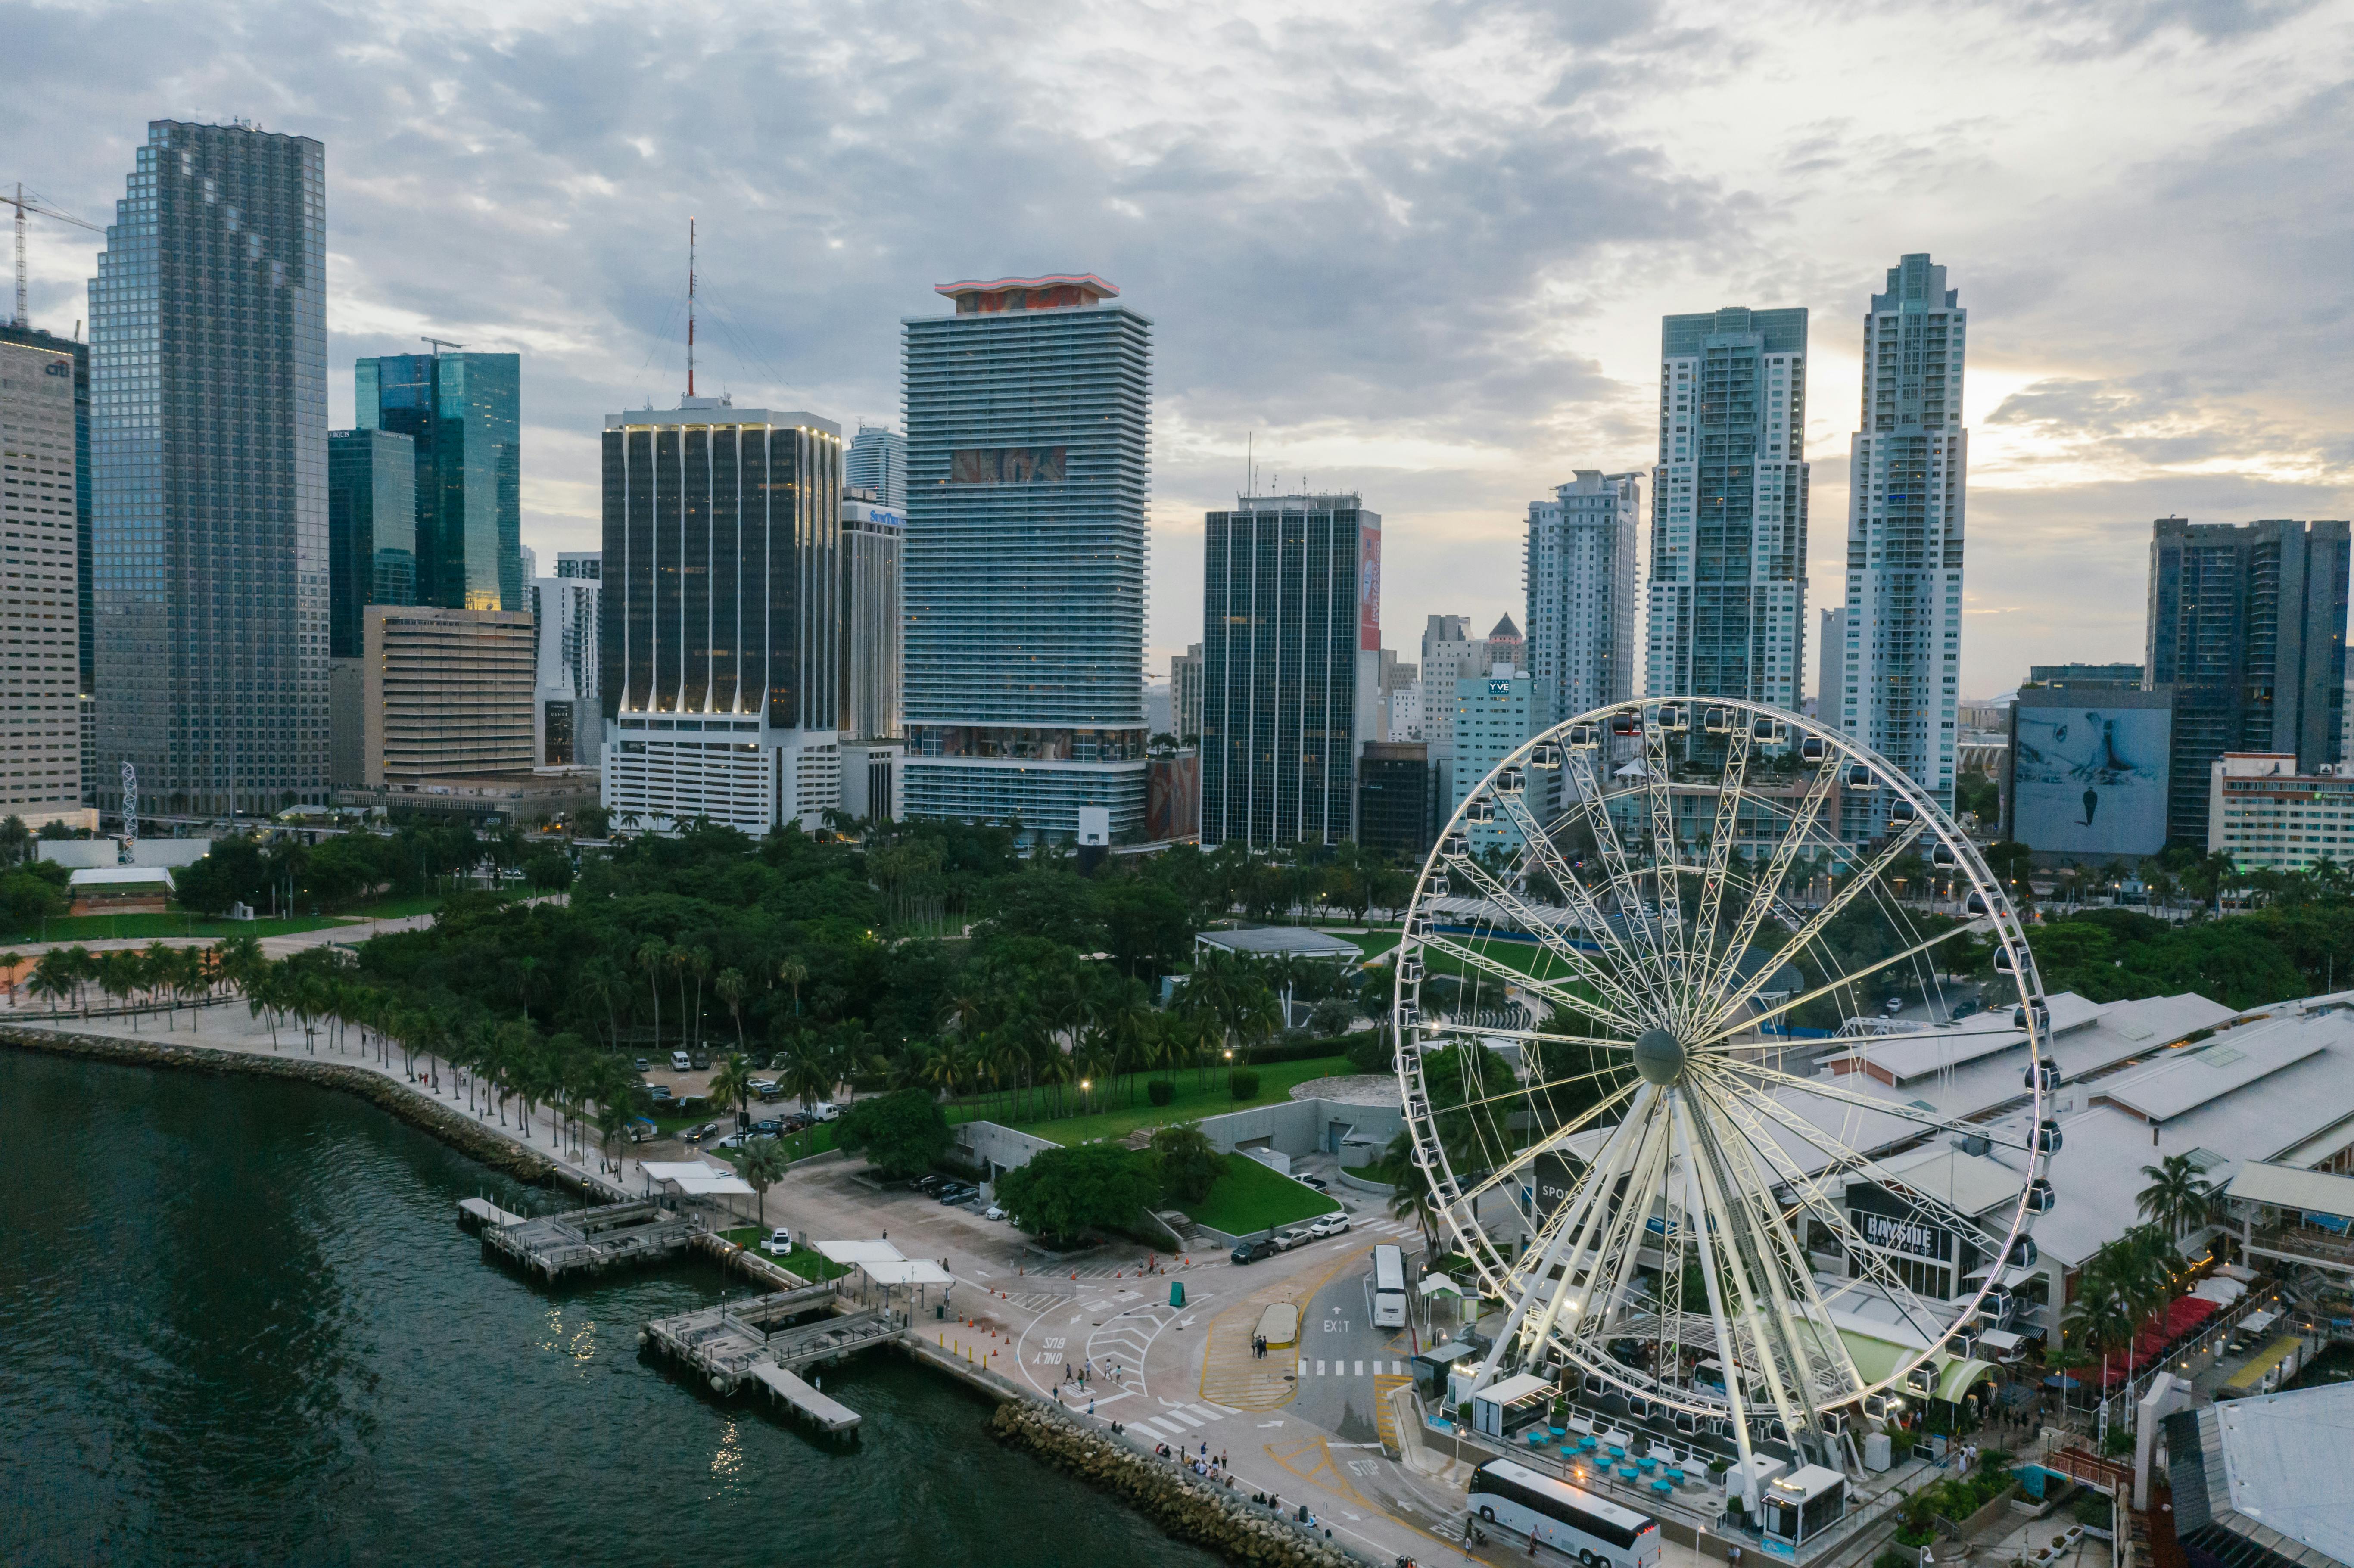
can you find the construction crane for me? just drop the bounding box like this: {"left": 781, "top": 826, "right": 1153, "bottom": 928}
{"left": 7, "top": 182, "right": 104, "bottom": 330}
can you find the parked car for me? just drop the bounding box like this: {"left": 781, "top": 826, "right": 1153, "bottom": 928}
{"left": 670, "top": 1050, "right": 691, "bottom": 1072}
{"left": 1274, "top": 1227, "right": 1313, "bottom": 1251}
{"left": 749, "top": 1077, "right": 779, "bottom": 1097}
{"left": 1883, "top": 996, "right": 1906, "bottom": 1017}
{"left": 1308, "top": 1214, "right": 1351, "bottom": 1238}
{"left": 936, "top": 1184, "right": 977, "bottom": 1206}
{"left": 750, "top": 1119, "right": 782, "bottom": 1136}
{"left": 984, "top": 1204, "right": 1008, "bottom": 1222}
{"left": 1230, "top": 1238, "right": 1277, "bottom": 1265}
{"left": 648, "top": 1084, "right": 674, "bottom": 1104}
{"left": 1949, "top": 997, "right": 1980, "bottom": 1020}
{"left": 690, "top": 1050, "right": 712, "bottom": 1071}
{"left": 760, "top": 1227, "right": 794, "bottom": 1257}
{"left": 682, "top": 1122, "right": 718, "bottom": 1144}
{"left": 808, "top": 1101, "right": 841, "bottom": 1122}
{"left": 780, "top": 1114, "right": 810, "bottom": 1133}
{"left": 633, "top": 1057, "right": 650, "bottom": 1073}
{"left": 915, "top": 1175, "right": 946, "bottom": 1194}
{"left": 1298, "top": 1175, "right": 1330, "bottom": 1192}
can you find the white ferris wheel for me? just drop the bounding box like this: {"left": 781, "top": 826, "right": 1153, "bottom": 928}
{"left": 1393, "top": 697, "right": 2059, "bottom": 1476}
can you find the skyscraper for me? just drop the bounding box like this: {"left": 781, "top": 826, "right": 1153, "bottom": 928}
{"left": 1170, "top": 644, "right": 1202, "bottom": 742}
{"left": 845, "top": 423, "right": 907, "bottom": 510}
{"left": 1647, "top": 306, "right": 1809, "bottom": 709}
{"left": 1526, "top": 471, "right": 1641, "bottom": 723}
{"left": 598, "top": 399, "right": 843, "bottom": 834}
{"left": 2147, "top": 515, "right": 2350, "bottom": 846}
{"left": 1839, "top": 254, "right": 1969, "bottom": 812}
{"left": 531, "top": 551, "right": 600, "bottom": 769}
{"left": 0, "top": 322, "right": 91, "bottom": 803}
{"left": 327, "top": 428, "right": 417, "bottom": 657}
{"left": 91, "top": 120, "right": 328, "bottom": 818}
{"left": 355, "top": 349, "right": 521, "bottom": 611}
{"left": 900, "top": 274, "right": 1150, "bottom": 839}
{"left": 840, "top": 490, "right": 902, "bottom": 741}
{"left": 1418, "top": 614, "right": 1485, "bottom": 762}
{"left": 0, "top": 330, "right": 87, "bottom": 821}
{"left": 1198, "top": 493, "right": 1381, "bottom": 847}
{"left": 1815, "top": 606, "right": 1846, "bottom": 719}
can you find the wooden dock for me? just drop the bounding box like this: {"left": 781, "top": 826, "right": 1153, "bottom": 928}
{"left": 481, "top": 1198, "right": 699, "bottom": 1281}
{"left": 641, "top": 1286, "right": 901, "bottom": 1433}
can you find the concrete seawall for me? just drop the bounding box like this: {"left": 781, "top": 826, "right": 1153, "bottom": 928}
{"left": 0, "top": 1024, "right": 585, "bottom": 1193}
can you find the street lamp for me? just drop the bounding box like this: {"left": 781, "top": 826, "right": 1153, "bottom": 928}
{"left": 1224, "top": 1048, "right": 1234, "bottom": 1094}
{"left": 1080, "top": 1077, "right": 1091, "bottom": 1114}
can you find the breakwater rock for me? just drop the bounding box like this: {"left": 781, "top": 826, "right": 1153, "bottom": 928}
{"left": 0, "top": 1025, "right": 577, "bottom": 1190}
{"left": 987, "top": 1401, "right": 1359, "bottom": 1568}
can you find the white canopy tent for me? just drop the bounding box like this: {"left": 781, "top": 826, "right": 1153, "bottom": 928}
{"left": 638, "top": 1160, "right": 756, "bottom": 1198}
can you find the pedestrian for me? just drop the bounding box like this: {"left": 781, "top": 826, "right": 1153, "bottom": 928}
{"left": 1089, "top": 1398, "right": 1096, "bottom": 1417}
{"left": 1066, "top": 1363, "right": 1073, "bottom": 1384}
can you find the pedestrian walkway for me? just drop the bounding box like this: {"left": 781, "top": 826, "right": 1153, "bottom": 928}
{"left": 1297, "top": 1358, "right": 1408, "bottom": 1378}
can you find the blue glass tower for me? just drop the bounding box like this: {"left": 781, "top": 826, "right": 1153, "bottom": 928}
{"left": 355, "top": 350, "right": 521, "bottom": 611}
{"left": 327, "top": 428, "right": 417, "bottom": 658}
{"left": 90, "top": 121, "right": 328, "bottom": 816}
{"left": 900, "top": 275, "right": 1150, "bottom": 840}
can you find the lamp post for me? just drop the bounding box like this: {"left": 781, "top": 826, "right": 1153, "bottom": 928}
{"left": 1080, "top": 1077, "right": 1092, "bottom": 1116}
{"left": 1224, "top": 1048, "right": 1233, "bottom": 1094}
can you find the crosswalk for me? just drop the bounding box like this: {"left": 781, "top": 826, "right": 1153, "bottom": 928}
{"left": 1297, "top": 1358, "right": 1408, "bottom": 1377}
{"left": 1357, "top": 1219, "right": 1418, "bottom": 1237}
{"left": 1127, "top": 1402, "right": 1230, "bottom": 1443}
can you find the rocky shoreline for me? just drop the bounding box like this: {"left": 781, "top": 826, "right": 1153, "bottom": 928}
{"left": 0, "top": 1024, "right": 583, "bottom": 1192}
{"left": 987, "top": 1401, "right": 1361, "bottom": 1568}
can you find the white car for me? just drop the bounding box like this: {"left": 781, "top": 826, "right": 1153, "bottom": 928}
{"left": 670, "top": 1050, "right": 691, "bottom": 1072}
{"left": 984, "top": 1204, "right": 1007, "bottom": 1222}
{"left": 760, "top": 1227, "right": 793, "bottom": 1257}
{"left": 1275, "top": 1227, "right": 1313, "bottom": 1251}
{"left": 807, "top": 1101, "right": 841, "bottom": 1122}
{"left": 1309, "top": 1214, "right": 1351, "bottom": 1238}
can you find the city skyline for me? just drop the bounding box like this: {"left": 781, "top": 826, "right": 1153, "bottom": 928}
{"left": 9, "top": 2, "right": 2348, "bottom": 704}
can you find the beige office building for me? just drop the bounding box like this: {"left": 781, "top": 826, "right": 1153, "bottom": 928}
{"left": 0, "top": 336, "right": 87, "bottom": 825}
{"left": 336, "top": 605, "right": 535, "bottom": 788}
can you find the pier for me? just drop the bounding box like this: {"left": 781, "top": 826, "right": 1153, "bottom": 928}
{"left": 457, "top": 1196, "right": 527, "bottom": 1231}
{"left": 479, "top": 1198, "right": 700, "bottom": 1281}
{"left": 641, "top": 1285, "right": 904, "bottom": 1433}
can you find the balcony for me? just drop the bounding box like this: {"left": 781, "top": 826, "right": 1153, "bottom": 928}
{"left": 2243, "top": 1222, "right": 2354, "bottom": 1274}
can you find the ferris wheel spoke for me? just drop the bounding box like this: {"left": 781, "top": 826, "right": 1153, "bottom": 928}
{"left": 1518, "top": 1092, "right": 1672, "bottom": 1369}
{"left": 1435, "top": 1078, "right": 1641, "bottom": 1218}
{"left": 1415, "top": 930, "right": 1632, "bottom": 1035}
{"left": 1638, "top": 715, "right": 1698, "bottom": 1024}
{"left": 1504, "top": 768, "right": 1672, "bottom": 1011}
{"left": 1412, "top": 1047, "right": 1635, "bottom": 1121}
{"left": 1700, "top": 1057, "right": 2037, "bottom": 1155}
{"left": 1691, "top": 818, "right": 1932, "bottom": 1037}
{"left": 1558, "top": 744, "right": 1672, "bottom": 973}
{"left": 1691, "top": 754, "right": 1842, "bottom": 1015}
{"left": 1442, "top": 849, "right": 1658, "bottom": 1025}
{"left": 1689, "top": 918, "right": 1983, "bottom": 1051}
{"left": 1682, "top": 725, "right": 1756, "bottom": 1029}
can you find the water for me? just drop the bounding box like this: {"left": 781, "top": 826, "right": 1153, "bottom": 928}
{"left": 0, "top": 1048, "right": 1219, "bottom": 1567}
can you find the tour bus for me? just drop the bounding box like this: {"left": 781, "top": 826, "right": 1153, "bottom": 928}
{"left": 1372, "top": 1244, "right": 1408, "bottom": 1329}
{"left": 1469, "top": 1459, "right": 1661, "bottom": 1568}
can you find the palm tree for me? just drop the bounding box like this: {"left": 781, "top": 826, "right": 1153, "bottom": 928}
{"left": 2137, "top": 1154, "right": 2217, "bottom": 1244}
{"left": 633, "top": 938, "right": 668, "bottom": 1046}
{"left": 715, "top": 968, "right": 748, "bottom": 1052}
{"left": 741, "top": 1136, "right": 789, "bottom": 1228}
{"left": 777, "top": 957, "right": 808, "bottom": 1017}
{"left": 0, "top": 949, "right": 20, "bottom": 1006}
{"left": 781, "top": 1040, "right": 834, "bottom": 1113}
{"left": 710, "top": 1052, "right": 754, "bottom": 1128}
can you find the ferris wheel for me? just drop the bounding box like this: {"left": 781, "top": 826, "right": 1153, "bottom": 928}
{"left": 1393, "top": 697, "right": 2058, "bottom": 1474}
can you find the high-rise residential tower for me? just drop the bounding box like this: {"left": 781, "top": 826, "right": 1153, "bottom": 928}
{"left": 1170, "top": 644, "right": 1202, "bottom": 742}
{"left": 1814, "top": 607, "right": 1846, "bottom": 719}
{"left": 530, "top": 551, "right": 600, "bottom": 769}
{"left": 356, "top": 349, "right": 522, "bottom": 611}
{"left": 840, "top": 489, "right": 903, "bottom": 741}
{"left": 0, "top": 323, "right": 91, "bottom": 803}
{"left": 900, "top": 274, "right": 1150, "bottom": 839}
{"left": 1647, "top": 307, "right": 1809, "bottom": 708}
{"left": 844, "top": 423, "right": 907, "bottom": 510}
{"left": 327, "top": 428, "right": 417, "bottom": 657}
{"left": 1526, "top": 471, "right": 1641, "bottom": 723}
{"left": 1838, "top": 254, "right": 1968, "bottom": 813}
{"left": 91, "top": 121, "right": 328, "bottom": 818}
{"left": 0, "top": 330, "right": 88, "bottom": 822}
{"left": 598, "top": 399, "right": 843, "bottom": 833}
{"left": 2147, "top": 515, "right": 2350, "bottom": 847}
{"left": 1198, "top": 493, "right": 1381, "bottom": 847}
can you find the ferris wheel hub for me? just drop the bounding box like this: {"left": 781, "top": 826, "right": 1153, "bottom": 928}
{"left": 1633, "top": 1027, "right": 1688, "bottom": 1086}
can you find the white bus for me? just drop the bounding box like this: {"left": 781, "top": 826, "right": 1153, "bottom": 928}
{"left": 1372, "top": 1244, "right": 1407, "bottom": 1329}
{"left": 1469, "top": 1459, "right": 1661, "bottom": 1568}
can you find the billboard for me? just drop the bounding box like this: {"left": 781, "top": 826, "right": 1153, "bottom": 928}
{"left": 2010, "top": 692, "right": 2170, "bottom": 858}
{"left": 1358, "top": 513, "right": 1382, "bottom": 652}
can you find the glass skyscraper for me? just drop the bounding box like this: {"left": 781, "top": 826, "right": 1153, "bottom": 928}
{"left": 355, "top": 350, "right": 521, "bottom": 611}
{"left": 1198, "top": 493, "right": 1381, "bottom": 848}
{"left": 1646, "top": 306, "right": 1809, "bottom": 709}
{"left": 900, "top": 274, "right": 1150, "bottom": 840}
{"left": 327, "top": 428, "right": 417, "bottom": 658}
{"left": 90, "top": 121, "right": 328, "bottom": 817}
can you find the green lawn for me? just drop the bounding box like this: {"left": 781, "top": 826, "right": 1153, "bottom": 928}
{"left": 0, "top": 910, "right": 350, "bottom": 946}
{"left": 1184, "top": 1152, "right": 1341, "bottom": 1237}
{"left": 718, "top": 1226, "right": 850, "bottom": 1280}
{"left": 962, "top": 1053, "right": 1354, "bottom": 1147}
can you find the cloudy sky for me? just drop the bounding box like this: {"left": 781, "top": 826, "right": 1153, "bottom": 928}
{"left": 11, "top": 0, "right": 2353, "bottom": 699}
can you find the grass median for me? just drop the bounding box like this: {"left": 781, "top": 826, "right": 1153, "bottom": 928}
{"left": 974, "top": 1053, "right": 1354, "bottom": 1147}
{"left": 1183, "top": 1152, "right": 1341, "bottom": 1237}
{"left": 718, "top": 1226, "right": 850, "bottom": 1281}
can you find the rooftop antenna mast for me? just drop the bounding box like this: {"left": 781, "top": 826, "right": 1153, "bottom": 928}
{"left": 6, "top": 181, "right": 104, "bottom": 330}
{"left": 420, "top": 335, "right": 466, "bottom": 354}
{"left": 687, "top": 217, "right": 697, "bottom": 398}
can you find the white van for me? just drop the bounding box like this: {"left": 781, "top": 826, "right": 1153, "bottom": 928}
{"left": 808, "top": 1101, "right": 841, "bottom": 1122}
{"left": 670, "top": 1050, "right": 691, "bottom": 1072}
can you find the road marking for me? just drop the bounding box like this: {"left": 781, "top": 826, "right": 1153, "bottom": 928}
{"left": 1165, "top": 1409, "right": 1207, "bottom": 1428}
{"left": 1185, "top": 1403, "right": 1226, "bottom": 1422}
{"left": 1298, "top": 1358, "right": 1308, "bottom": 1376}
{"left": 1316, "top": 1360, "right": 1326, "bottom": 1375}
{"left": 1354, "top": 1360, "right": 1364, "bottom": 1376}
